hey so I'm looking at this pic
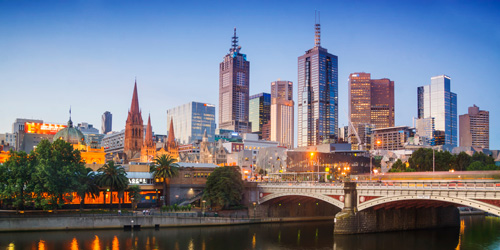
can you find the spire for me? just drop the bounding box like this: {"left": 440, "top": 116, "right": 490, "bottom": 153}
{"left": 314, "top": 11, "right": 321, "bottom": 47}
{"left": 202, "top": 129, "right": 208, "bottom": 142}
{"left": 145, "top": 114, "right": 153, "bottom": 145}
{"left": 231, "top": 27, "right": 238, "bottom": 52}
{"left": 167, "top": 118, "right": 175, "bottom": 145}
{"left": 130, "top": 80, "right": 140, "bottom": 114}
{"left": 68, "top": 106, "right": 73, "bottom": 127}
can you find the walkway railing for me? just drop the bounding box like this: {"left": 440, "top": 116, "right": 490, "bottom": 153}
{"left": 258, "top": 180, "right": 500, "bottom": 191}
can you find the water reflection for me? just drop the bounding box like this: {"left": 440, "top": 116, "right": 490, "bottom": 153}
{"left": 0, "top": 216, "right": 498, "bottom": 250}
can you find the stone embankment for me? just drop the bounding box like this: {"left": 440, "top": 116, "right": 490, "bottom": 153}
{"left": 0, "top": 215, "right": 336, "bottom": 232}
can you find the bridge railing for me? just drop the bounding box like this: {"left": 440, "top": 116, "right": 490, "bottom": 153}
{"left": 257, "top": 182, "right": 343, "bottom": 188}
{"left": 356, "top": 181, "right": 500, "bottom": 190}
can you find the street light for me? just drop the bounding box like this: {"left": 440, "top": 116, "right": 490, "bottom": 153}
{"left": 202, "top": 200, "right": 206, "bottom": 217}
{"left": 253, "top": 202, "right": 257, "bottom": 219}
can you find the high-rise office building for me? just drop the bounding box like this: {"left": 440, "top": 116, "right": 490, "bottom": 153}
{"left": 459, "top": 105, "right": 489, "bottom": 148}
{"left": 101, "top": 111, "right": 112, "bottom": 134}
{"left": 417, "top": 75, "right": 457, "bottom": 147}
{"left": 219, "top": 28, "right": 251, "bottom": 133}
{"left": 348, "top": 73, "right": 394, "bottom": 148}
{"left": 249, "top": 93, "right": 271, "bottom": 139}
{"left": 167, "top": 101, "right": 216, "bottom": 145}
{"left": 297, "top": 18, "right": 338, "bottom": 147}
{"left": 270, "top": 80, "right": 294, "bottom": 148}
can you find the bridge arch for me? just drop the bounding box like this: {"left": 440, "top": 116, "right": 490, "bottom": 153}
{"left": 259, "top": 192, "right": 344, "bottom": 209}
{"left": 358, "top": 195, "right": 500, "bottom": 216}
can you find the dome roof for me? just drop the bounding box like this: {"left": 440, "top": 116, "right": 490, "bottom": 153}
{"left": 53, "top": 118, "right": 86, "bottom": 145}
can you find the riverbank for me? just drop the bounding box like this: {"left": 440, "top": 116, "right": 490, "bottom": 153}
{"left": 0, "top": 215, "right": 336, "bottom": 232}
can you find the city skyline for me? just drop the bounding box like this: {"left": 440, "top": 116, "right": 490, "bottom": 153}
{"left": 1, "top": 1, "right": 500, "bottom": 149}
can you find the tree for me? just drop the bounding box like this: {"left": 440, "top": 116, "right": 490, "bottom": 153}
{"left": 127, "top": 185, "right": 142, "bottom": 210}
{"left": 76, "top": 167, "right": 100, "bottom": 212}
{"left": 1, "top": 150, "right": 36, "bottom": 212}
{"left": 96, "top": 161, "right": 129, "bottom": 211}
{"left": 31, "top": 139, "right": 87, "bottom": 212}
{"left": 455, "top": 152, "right": 471, "bottom": 171}
{"left": 389, "top": 159, "right": 405, "bottom": 172}
{"left": 203, "top": 166, "right": 244, "bottom": 210}
{"left": 150, "top": 154, "right": 179, "bottom": 206}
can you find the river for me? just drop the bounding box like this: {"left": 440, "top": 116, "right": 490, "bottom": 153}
{"left": 0, "top": 215, "right": 499, "bottom": 250}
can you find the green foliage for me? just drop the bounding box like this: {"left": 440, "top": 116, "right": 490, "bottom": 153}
{"left": 127, "top": 185, "right": 142, "bottom": 210}
{"left": 203, "top": 166, "right": 244, "bottom": 209}
{"left": 187, "top": 204, "right": 192, "bottom": 211}
{"left": 76, "top": 167, "right": 100, "bottom": 211}
{"left": 31, "top": 139, "right": 88, "bottom": 211}
{"left": 96, "top": 161, "right": 129, "bottom": 210}
{"left": 173, "top": 203, "right": 179, "bottom": 211}
{"left": 408, "top": 148, "right": 496, "bottom": 172}
{"left": 161, "top": 205, "right": 167, "bottom": 212}
{"left": 389, "top": 159, "right": 405, "bottom": 172}
{"left": 1, "top": 150, "right": 36, "bottom": 210}
{"left": 150, "top": 154, "right": 179, "bottom": 205}
{"left": 467, "top": 161, "right": 498, "bottom": 171}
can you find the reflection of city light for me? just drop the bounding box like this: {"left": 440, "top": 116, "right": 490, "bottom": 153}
{"left": 8, "top": 243, "right": 15, "bottom": 250}
{"left": 92, "top": 236, "right": 101, "bottom": 250}
{"left": 112, "top": 236, "right": 119, "bottom": 250}
{"left": 252, "top": 233, "right": 256, "bottom": 249}
{"left": 71, "top": 238, "right": 79, "bottom": 250}
{"left": 38, "top": 240, "right": 46, "bottom": 250}
{"left": 188, "top": 239, "right": 195, "bottom": 250}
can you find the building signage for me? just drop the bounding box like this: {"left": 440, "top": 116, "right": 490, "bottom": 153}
{"left": 24, "top": 123, "right": 67, "bottom": 135}
{"left": 129, "top": 178, "right": 149, "bottom": 184}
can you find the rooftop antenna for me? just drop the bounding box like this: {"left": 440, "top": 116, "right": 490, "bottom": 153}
{"left": 231, "top": 27, "right": 239, "bottom": 52}
{"left": 315, "top": 11, "right": 321, "bottom": 47}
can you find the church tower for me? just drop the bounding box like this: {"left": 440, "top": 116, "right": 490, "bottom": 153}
{"left": 141, "top": 114, "right": 156, "bottom": 163}
{"left": 165, "top": 118, "right": 179, "bottom": 159}
{"left": 124, "top": 80, "right": 144, "bottom": 161}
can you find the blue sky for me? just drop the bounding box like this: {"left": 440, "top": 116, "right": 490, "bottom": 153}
{"left": 1, "top": 0, "right": 499, "bottom": 149}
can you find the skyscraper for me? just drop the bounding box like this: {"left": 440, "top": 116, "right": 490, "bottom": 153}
{"left": 459, "top": 105, "right": 489, "bottom": 148}
{"left": 101, "top": 111, "right": 112, "bottom": 134}
{"left": 124, "top": 81, "right": 144, "bottom": 160}
{"left": 270, "top": 80, "right": 294, "bottom": 148}
{"left": 348, "top": 73, "right": 394, "bottom": 148}
{"left": 297, "top": 18, "right": 338, "bottom": 147}
{"left": 219, "top": 28, "right": 251, "bottom": 133}
{"left": 166, "top": 101, "right": 216, "bottom": 145}
{"left": 417, "top": 75, "right": 457, "bottom": 147}
{"left": 249, "top": 93, "right": 271, "bottom": 139}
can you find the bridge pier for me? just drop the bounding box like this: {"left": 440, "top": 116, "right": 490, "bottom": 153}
{"left": 334, "top": 182, "right": 460, "bottom": 234}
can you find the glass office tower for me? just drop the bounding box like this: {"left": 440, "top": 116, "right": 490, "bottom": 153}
{"left": 167, "top": 102, "right": 216, "bottom": 145}
{"left": 417, "top": 75, "right": 457, "bottom": 147}
{"left": 249, "top": 93, "right": 271, "bottom": 138}
{"left": 297, "top": 20, "right": 338, "bottom": 146}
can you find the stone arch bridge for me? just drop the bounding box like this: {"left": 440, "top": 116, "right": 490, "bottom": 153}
{"left": 255, "top": 181, "right": 500, "bottom": 234}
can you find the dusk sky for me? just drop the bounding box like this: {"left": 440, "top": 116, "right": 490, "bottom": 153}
{"left": 1, "top": 0, "right": 499, "bottom": 149}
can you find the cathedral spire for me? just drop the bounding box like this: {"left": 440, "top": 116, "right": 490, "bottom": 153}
{"left": 167, "top": 118, "right": 175, "bottom": 145}
{"left": 145, "top": 114, "right": 153, "bottom": 145}
{"left": 130, "top": 80, "right": 140, "bottom": 114}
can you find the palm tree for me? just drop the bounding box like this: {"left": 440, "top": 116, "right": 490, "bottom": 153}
{"left": 96, "top": 161, "right": 129, "bottom": 211}
{"left": 76, "top": 168, "right": 100, "bottom": 212}
{"left": 150, "top": 154, "right": 179, "bottom": 206}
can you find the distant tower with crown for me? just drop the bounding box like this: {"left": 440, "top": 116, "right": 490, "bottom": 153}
{"left": 141, "top": 114, "right": 156, "bottom": 163}
{"left": 124, "top": 80, "right": 144, "bottom": 161}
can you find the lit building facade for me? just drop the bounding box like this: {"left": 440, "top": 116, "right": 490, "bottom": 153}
{"left": 348, "top": 73, "right": 394, "bottom": 148}
{"left": 166, "top": 101, "right": 216, "bottom": 145}
{"left": 219, "top": 28, "right": 251, "bottom": 133}
{"left": 249, "top": 92, "right": 271, "bottom": 139}
{"left": 417, "top": 75, "right": 457, "bottom": 147}
{"left": 270, "top": 80, "right": 294, "bottom": 148}
{"left": 298, "top": 20, "right": 338, "bottom": 146}
{"left": 101, "top": 111, "right": 112, "bottom": 134}
{"left": 459, "top": 105, "right": 489, "bottom": 148}
{"left": 372, "top": 126, "right": 415, "bottom": 151}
